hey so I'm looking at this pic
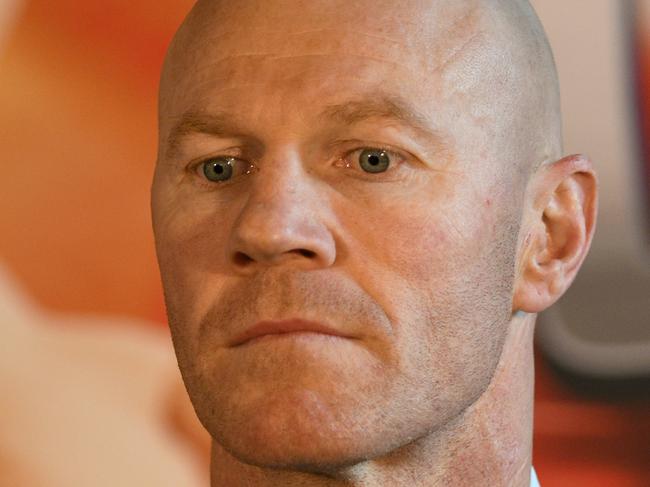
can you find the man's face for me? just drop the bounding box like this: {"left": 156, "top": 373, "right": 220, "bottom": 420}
{"left": 152, "top": 0, "right": 526, "bottom": 470}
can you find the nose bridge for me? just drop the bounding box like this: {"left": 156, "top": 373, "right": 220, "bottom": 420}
{"left": 245, "top": 147, "right": 315, "bottom": 225}
{"left": 251, "top": 151, "right": 307, "bottom": 211}
{"left": 227, "top": 149, "right": 336, "bottom": 270}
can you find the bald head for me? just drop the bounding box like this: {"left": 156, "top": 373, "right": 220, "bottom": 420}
{"left": 159, "top": 0, "right": 561, "bottom": 179}
{"left": 151, "top": 3, "right": 597, "bottom": 485}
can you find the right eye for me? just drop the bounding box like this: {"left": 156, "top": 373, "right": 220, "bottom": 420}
{"left": 196, "top": 156, "right": 256, "bottom": 184}
{"left": 201, "top": 156, "right": 235, "bottom": 182}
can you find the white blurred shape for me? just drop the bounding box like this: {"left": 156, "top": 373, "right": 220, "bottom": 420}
{"left": 0, "top": 0, "right": 24, "bottom": 53}
{"left": 0, "top": 263, "right": 208, "bottom": 487}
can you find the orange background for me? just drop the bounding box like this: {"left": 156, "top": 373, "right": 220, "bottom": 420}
{"left": 1, "top": 1, "right": 648, "bottom": 485}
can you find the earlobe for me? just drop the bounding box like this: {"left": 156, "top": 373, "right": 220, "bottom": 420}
{"left": 513, "top": 155, "right": 598, "bottom": 314}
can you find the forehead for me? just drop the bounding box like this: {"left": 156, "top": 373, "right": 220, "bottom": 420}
{"left": 179, "top": 0, "right": 482, "bottom": 63}
{"left": 160, "top": 0, "right": 493, "bottom": 122}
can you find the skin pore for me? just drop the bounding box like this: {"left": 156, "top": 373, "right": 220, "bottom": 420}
{"left": 151, "top": 1, "right": 597, "bottom": 486}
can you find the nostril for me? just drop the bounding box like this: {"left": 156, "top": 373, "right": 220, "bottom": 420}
{"left": 233, "top": 252, "right": 254, "bottom": 266}
{"left": 232, "top": 248, "right": 318, "bottom": 268}
{"left": 295, "top": 249, "right": 317, "bottom": 259}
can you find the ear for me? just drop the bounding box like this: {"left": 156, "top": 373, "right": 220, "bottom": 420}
{"left": 513, "top": 154, "right": 598, "bottom": 313}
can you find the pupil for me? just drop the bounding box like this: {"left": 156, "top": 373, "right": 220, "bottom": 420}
{"left": 214, "top": 164, "right": 224, "bottom": 174}
{"left": 368, "top": 155, "right": 380, "bottom": 165}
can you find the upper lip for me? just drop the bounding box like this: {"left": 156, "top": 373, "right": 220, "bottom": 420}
{"left": 230, "top": 319, "right": 354, "bottom": 347}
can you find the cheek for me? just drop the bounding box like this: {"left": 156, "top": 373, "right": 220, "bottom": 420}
{"left": 154, "top": 180, "right": 233, "bottom": 266}
{"left": 334, "top": 177, "right": 510, "bottom": 350}
{"left": 354, "top": 197, "right": 497, "bottom": 340}
{"left": 152, "top": 188, "right": 238, "bottom": 332}
{"left": 345, "top": 189, "right": 489, "bottom": 287}
{"left": 341, "top": 184, "right": 517, "bottom": 385}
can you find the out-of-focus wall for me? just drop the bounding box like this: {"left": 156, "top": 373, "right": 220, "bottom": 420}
{"left": 533, "top": 0, "right": 647, "bottom": 264}
{"left": 0, "top": 0, "right": 194, "bottom": 323}
{"left": 529, "top": 1, "right": 650, "bottom": 379}
{"left": 529, "top": 5, "right": 650, "bottom": 486}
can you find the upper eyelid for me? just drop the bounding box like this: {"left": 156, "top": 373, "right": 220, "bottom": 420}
{"left": 190, "top": 155, "right": 249, "bottom": 171}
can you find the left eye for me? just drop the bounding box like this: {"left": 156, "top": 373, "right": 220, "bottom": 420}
{"left": 357, "top": 149, "right": 391, "bottom": 173}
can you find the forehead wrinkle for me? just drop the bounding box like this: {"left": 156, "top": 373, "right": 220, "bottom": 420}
{"left": 196, "top": 27, "right": 408, "bottom": 53}
{"left": 200, "top": 26, "right": 410, "bottom": 46}
{"left": 287, "top": 28, "right": 408, "bottom": 47}
{"left": 423, "top": 2, "right": 489, "bottom": 76}
{"left": 173, "top": 34, "right": 418, "bottom": 79}
{"left": 193, "top": 52, "right": 410, "bottom": 70}
{"left": 432, "top": 30, "right": 485, "bottom": 76}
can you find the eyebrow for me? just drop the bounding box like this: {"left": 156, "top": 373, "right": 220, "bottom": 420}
{"left": 165, "top": 92, "right": 442, "bottom": 157}
{"left": 318, "top": 93, "right": 438, "bottom": 140}
{"left": 166, "top": 111, "right": 241, "bottom": 157}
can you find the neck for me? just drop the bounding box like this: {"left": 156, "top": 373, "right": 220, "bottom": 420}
{"left": 211, "top": 313, "right": 536, "bottom": 486}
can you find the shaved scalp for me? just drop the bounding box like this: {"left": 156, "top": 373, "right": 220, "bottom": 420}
{"left": 159, "top": 0, "right": 561, "bottom": 178}
{"left": 491, "top": 0, "right": 563, "bottom": 169}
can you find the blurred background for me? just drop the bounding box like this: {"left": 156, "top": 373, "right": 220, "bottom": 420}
{"left": 0, "top": 0, "right": 648, "bottom": 485}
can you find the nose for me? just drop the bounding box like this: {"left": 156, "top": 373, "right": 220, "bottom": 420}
{"left": 226, "top": 158, "right": 336, "bottom": 273}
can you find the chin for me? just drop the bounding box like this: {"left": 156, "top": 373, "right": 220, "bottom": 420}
{"left": 202, "top": 385, "right": 407, "bottom": 473}
{"left": 218, "top": 431, "right": 374, "bottom": 474}
{"left": 204, "top": 381, "right": 441, "bottom": 476}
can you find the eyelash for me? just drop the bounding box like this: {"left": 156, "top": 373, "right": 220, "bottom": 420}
{"left": 188, "top": 145, "right": 409, "bottom": 187}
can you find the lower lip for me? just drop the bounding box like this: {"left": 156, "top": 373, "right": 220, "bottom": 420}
{"left": 240, "top": 331, "right": 349, "bottom": 347}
